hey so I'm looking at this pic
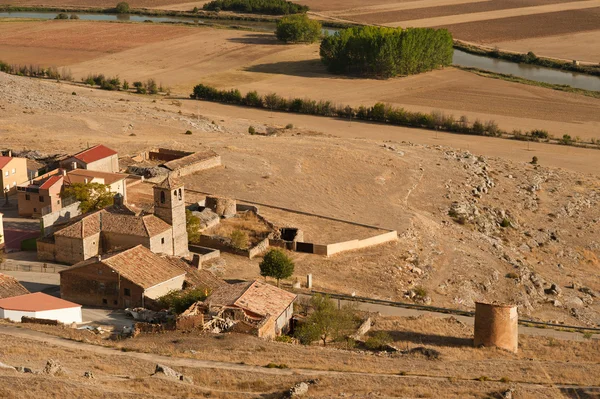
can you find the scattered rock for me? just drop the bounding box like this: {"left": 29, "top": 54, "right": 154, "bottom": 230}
{"left": 401, "top": 347, "right": 440, "bottom": 360}
{"left": 42, "top": 359, "right": 63, "bottom": 376}
{"left": 0, "top": 361, "right": 15, "bottom": 371}
{"left": 288, "top": 382, "right": 309, "bottom": 397}
{"left": 153, "top": 364, "right": 192, "bottom": 383}
{"left": 502, "top": 388, "right": 515, "bottom": 399}
{"left": 83, "top": 371, "right": 95, "bottom": 379}
{"left": 545, "top": 283, "right": 562, "bottom": 296}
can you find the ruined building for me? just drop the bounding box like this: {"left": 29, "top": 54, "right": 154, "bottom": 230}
{"left": 37, "top": 176, "right": 189, "bottom": 264}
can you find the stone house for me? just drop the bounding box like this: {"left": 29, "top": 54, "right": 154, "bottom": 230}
{"left": 205, "top": 280, "right": 297, "bottom": 338}
{"left": 17, "top": 174, "right": 64, "bottom": 217}
{"left": 0, "top": 156, "right": 28, "bottom": 194}
{"left": 60, "top": 144, "right": 119, "bottom": 173}
{"left": 0, "top": 273, "right": 29, "bottom": 299}
{"left": 59, "top": 245, "right": 187, "bottom": 308}
{"left": 37, "top": 176, "right": 188, "bottom": 264}
{"left": 64, "top": 169, "right": 127, "bottom": 200}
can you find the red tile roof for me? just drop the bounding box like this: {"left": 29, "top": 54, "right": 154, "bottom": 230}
{"left": 39, "top": 175, "right": 64, "bottom": 190}
{"left": 0, "top": 157, "right": 13, "bottom": 170}
{"left": 0, "top": 292, "right": 81, "bottom": 311}
{"left": 65, "top": 169, "right": 127, "bottom": 185}
{"left": 72, "top": 145, "right": 117, "bottom": 165}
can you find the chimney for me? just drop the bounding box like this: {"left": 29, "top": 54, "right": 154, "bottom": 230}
{"left": 71, "top": 161, "right": 77, "bottom": 170}
{"left": 113, "top": 193, "right": 124, "bottom": 207}
{"left": 61, "top": 169, "right": 67, "bottom": 176}
{"left": 98, "top": 254, "right": 102, "bottom": 261}
{"left": 7, "top": 150, "right": 11, "bottom": 157}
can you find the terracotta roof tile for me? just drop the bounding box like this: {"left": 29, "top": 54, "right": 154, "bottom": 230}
{"left": 0, "top": 292, "right": 80, "bottom": 311}
{"left": 61, "top": 245, "right": 185, "bottom": 289}
{"left": 72, "top": 145, "right": 117, "bottom": 164}
{"left": 156, "top": 175, "right": 182, "bottom": 190}
{"left": 54, "top": 212, "right": 101, "bottom": 239}
{"left": 65, "top": 169, "right": 127, "bottom": 185}
{"left": 0, "top": 273, "right": 30, "bottom": 299}
{"left": 206, "top": 280, "right": 296, "bottom": 319}
{"left": 182, "top": 267, "right": 226, "bottom": 291}
{"left": 0, "top": 157, "right": 13, "bottom": 170}
{"left": 39, "top": 175, "right": 64, "bottom": 190}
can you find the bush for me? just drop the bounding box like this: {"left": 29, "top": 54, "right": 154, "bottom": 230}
{"left": 230, "top": 229, "right": 249, "bottom": 249}
{"left": 146, "top": 78, "right": 158, "bottom": 94}
{"left": 500, "top": 218, "right": 512, "bottom": 228}
{"left": 203, "top": 0, "right": 308, "bottom": 15}
{"left": 192, "top": 6, "right": 198, "bottom": 12}
{"left": 531, "top": 156, "right": 538, "bottom": 165}
{"left": 264, "top": 363, "right": 289, "bottom": 369}
{"left": 69, "top": 13, "right": 79, "bottom": 19}
{"left": 285, "top": 123, "right": 294, "bottom": 129}
{"left": 115, "top": 1, "right": 130, "bottom": 13}
{"left": 275, "top": 335, "right": 294, "bottom": 343}
{"left": 248, "top": 126, "right": 256, "bottom": 135}
{"left": 561, "top": 134, "right": 572, "bottom": 145}
{"left": 505, "top": 272, "right": 519, "bottom": 279}
{"left": 365, "top": 331, "right": 392, "bottom": 350}
{"left": 55, "top": 12, "right": 69, "bottom": 19}
{"left": 530, "top": 129, "right": 549, "bottom": 140}
{"left": 320, "top": 26, "right": 453, "bottom": 78}
{"left": 158, "top": 287, "right": 210, "bottom": 314}
{"left": 122, "top": 80, "right": 129, "bottom": 90}
{"left": 413, "top": 286, "right": 427, "bottom": 298}
{"left": 276, "top": 14, "right": 321, "bottom": 43}
{"left": 184, "top": 130, "right": 192, "bottom": 135}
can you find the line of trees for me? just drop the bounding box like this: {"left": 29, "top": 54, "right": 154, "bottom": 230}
{"left": 0, "top": 61, "right": 72, "bottom": 80}
{"left": 320, "top": 26, "right": 453, "bottom": 78}
{"left": 190, "top": 83, "right": 506, "bottom": 137}
{"left": 275, "top": 14, "right": 321, "bottom": 43}
{"left": 82, "top": 73, "right": 164, "bottom": 94}
{"left": 203, "top": 0, "right": 308, "bottom": 15}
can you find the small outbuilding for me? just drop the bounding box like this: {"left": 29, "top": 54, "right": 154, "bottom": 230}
{"left": 0, "top": 292, "right": 82, "bottom": 324}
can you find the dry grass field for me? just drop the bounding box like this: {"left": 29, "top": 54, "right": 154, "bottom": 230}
{"left": 0, "top": 315, "right": 598, "bottom": 398}
{"left": 1, "top": 21, "right": 599, "bottom": 142}
{"left": 2, "top": 72, "right": 598, "bottom": 327}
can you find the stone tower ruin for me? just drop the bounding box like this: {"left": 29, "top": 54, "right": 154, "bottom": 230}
{"left": 153, "top": 175, "right": 188, "bottom": 256}
{"left": 474, "top": 302, "right": 518, "bottom": 353}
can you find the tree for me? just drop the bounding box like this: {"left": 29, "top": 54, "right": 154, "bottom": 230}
{"left": 61, "top": 182, "right": 114, "bottom": 213}
{"left": 158, "top": 287, "right": 210, "bottom": 314}
{"left": 230, "top": 229, "right": 249, "bottom": 249}
{"left": 275, "top": 14, "right": 321, "bottom": 44}
{"left": 115, "top": 2, "right": 130, "bottom": 13}
{"left": 186, "top": 210, "right": 201, "bottom": 243}
{"left": 259, "top": 248, "right": 294, "bottom": 286}
{"left": 295, "top": 294, "right": 357, "bottom": 346}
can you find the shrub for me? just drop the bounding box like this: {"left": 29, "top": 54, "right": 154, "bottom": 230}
{"left": 530, "top": 129, "right": 549, "bottom": 140}
{"left": 505, "top": 272, "right": 519, "bottom": 279}
{"left": 275, "top": 335, "right": 294, "bottom": 343}
{"left": 230, "top": 229, "right": 249, "bottom": 249}
{"left": 122, "top": 80, "right": 129, "bottom": 90}
{"left": 55, "top": 12, "right": 69, "bottom": 19}
{"left": 72, "top": 91, "right": 76, "bottom": 95}
{"left": 276, "top": 14, "right": 321, "bottom": 43}
{"left": 115, "top": 1, "right": 130, "bottom": 13}
{"left": 365, "top": 331, "right": 392, "bottom": 350}
{"left": 185, "top": 130, "right": 192, "bottom": 135}
{"left": 320, "top": 26, "right": 453, "bottom": 78}
{"left": 561, "top": 134, "right": 572, "bottom": 145}
{"left": 203, "top": 0, "right": 309, "bottom": 15}
{"left": 285, "top": 123, "right": 294, "bottom": 129}
{"left": 146, "top": 78, "right": 158, "bottom": 94}
{"left": 264, "top": 363, "right": 288, "bottom": 369}
{"left": 531, "top": 156, "right": 538, "bottom": 165}
{"left": 413, "top": 286, "right": 427, "bottom": 298}
{"left": 248, "top": 126, "right": 256, "bottom": 135}
{"left": 69, "top": 13, "right": 79, "bottom": 19}
{"left": 192, "top": 6, "right": 199, "bottom": 12}
{"left": 500, "top": 218, "right": 512, "bottom": 228}
{"left": 158, "top": 287, "right": 210, "bottom": 314}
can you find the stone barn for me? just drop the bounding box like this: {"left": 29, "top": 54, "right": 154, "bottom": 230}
{"left": 59, "top": 245, "right": 187, "bottom": 309}
{"left": 60, "top": 144, "right": 119, "bottom": 173}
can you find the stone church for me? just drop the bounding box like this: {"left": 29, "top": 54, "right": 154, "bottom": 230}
{"left": 37, "top": 175, "right": 189, "bottom": 265}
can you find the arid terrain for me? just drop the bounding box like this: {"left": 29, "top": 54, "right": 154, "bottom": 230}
{"left": 1, "top": 72, "right": 599, "bottom": 329}
{"left": 0, "top": 314, "right": 598, "bottom": 398}
{"left": 1, "top": 20, "right": 599, "bottom": 142}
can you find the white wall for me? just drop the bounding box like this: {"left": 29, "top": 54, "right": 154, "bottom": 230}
{"left": 0, "top": 307, "right": 82, "bottom": 324}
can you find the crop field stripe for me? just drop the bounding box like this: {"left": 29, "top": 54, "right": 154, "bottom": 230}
{"left": 383, "top": 0, "right": 600, "bottom": 27}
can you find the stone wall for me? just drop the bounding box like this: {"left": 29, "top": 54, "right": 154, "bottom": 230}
{"left": 36, "top": 239, "right": 56, "bottom": 261}
{"left": 169, "top": 155, "right": 222, "bottom": 179}
{"left": 40, "top": 201, "right": 82, "bottom": 236}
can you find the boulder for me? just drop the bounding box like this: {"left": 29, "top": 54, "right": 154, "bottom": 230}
{"left": 289, "top": 382, "right": 309, "bottom": 397}
{"left": 42, "top": 359, "right": 63, "bottom": 376}
{"left": 83, "top": 371, "right": 95, "bottom": 379}
{"left": 153, "top": 364, "right": 192, "bottom": 384}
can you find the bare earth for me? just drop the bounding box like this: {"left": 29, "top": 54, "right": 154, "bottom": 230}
{"left": 1, "top": 21, "right": 599, "bottom": 143}
{"left": 1, "top": 73, "right": 599, "bottom": 328}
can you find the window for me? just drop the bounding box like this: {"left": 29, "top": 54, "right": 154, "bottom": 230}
{"left": 33, "top": 208, "right": 37, "bottom": 212}
{"left": 102, "top": 299, "right": 107, "bottom": 305}
{"left": 113, "top": 300, "right": 118, "bottom": 305}
{"left": 11, "top": 168, "right": 15, "bottom": 174}
{"left": 160, "top": 191, "right": 165, "bottom": 204}
{"left": 124, "top": 288, "right": 131, "bottom": 297}
{"left": 4, "top": 171, "right": 7, "bottom": 177}
{"left": 178, "top": 188, "right": 182, "bottom": 200}
{"left": 25, "top": 194, "right": 30, "bottom": 201}
{"left": 161, "top": 237, "right": 165, "bottom": 245}
{"left": 57, "top": 199, "right": 61, "bottom": 205}
{"left": 39, "top": 196, "right": 44, "bottom": 202}
{"left": 98, "top": 282, "right": 105, "bottom": 290}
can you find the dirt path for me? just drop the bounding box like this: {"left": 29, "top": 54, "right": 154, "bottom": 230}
{"left": 384, "top": 0, "right": 600, "bottom": 27}
{"left": 0, "top": 325, "right": 596, "bottom": 389}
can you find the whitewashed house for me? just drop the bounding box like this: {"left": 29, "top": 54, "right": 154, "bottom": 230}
{"left": 0, "top": 292, "right": 82, "bottom": 324}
